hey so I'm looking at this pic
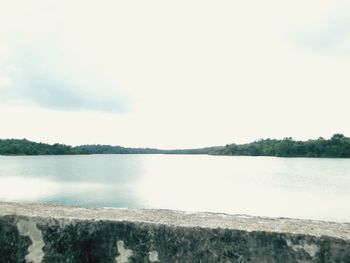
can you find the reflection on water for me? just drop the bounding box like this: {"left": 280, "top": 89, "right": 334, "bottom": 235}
{"left": 0, "top": 154, "right": 350, "bottom": 222}
{"left": 0, "top": 176, "right": 59, "bottom": 201}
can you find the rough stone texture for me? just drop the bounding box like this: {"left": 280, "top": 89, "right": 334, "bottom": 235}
{"left": 0, "top": 202, "right": 350, "bottom": 262}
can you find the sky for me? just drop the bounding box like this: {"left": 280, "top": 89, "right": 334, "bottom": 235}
{"left": 0, "top": 0, "right": 350, "bottom": 149}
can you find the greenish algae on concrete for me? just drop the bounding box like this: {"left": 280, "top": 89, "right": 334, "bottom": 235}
{"left": 0, "top": 202, "right": 350, "bottom": 262}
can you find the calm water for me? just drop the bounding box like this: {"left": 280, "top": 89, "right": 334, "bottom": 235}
{"left": 0, "top": 154, "right": 350, "bottom": 222}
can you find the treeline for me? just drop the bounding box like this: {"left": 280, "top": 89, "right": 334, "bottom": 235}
{"left": 0, "top": 139, "right": 220, "bottom": 156}
{"left": 75, "top": 145, "right": 161, "bottom": 154}
{"left": 161, "top": 147, "right": 222, "bottom": 155}
{"left": 0, "top": 139, "right": 161, "bottom": 155}
{"left": 210, "top": 134, "right": 350, "bottom": 158}
{"left": 1, "top": 134, "right": 350, "bottom": 157}
{"left": 0, "top": 139, "right": 75, "bottom": 155}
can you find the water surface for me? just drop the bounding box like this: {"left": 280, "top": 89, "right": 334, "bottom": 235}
{"left": 0, "top": 154, "right": 349, "bottom": 222}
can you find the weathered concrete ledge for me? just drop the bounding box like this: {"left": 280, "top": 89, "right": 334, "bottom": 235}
{"left": 0, "top": 202, "right": 350, "bottom": 262}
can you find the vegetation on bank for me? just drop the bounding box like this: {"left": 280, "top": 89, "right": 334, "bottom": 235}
{"left": 0, "top": 133, "right": 350, "bottom": 157}
{"left": 0, "top": 139, "right": 161, "bottom": 155}
{"left": 210, "top": 134, "right": 350, "bottom": 158}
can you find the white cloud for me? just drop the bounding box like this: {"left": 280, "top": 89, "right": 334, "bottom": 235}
{"left": 0, "top": 76, "right": 12, "bottom": 88}
{"left": 0, "top": 1, "right": 129, "bottom": 112}
{"left": 0, "top": 0, "right": 349, "bottom": 147}
{"left": 291, "top": 4, "right": 350, "bottom": 55}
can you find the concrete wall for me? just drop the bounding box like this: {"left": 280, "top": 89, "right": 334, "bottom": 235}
{"left": 0, "top": 202, "right": 350, "bottom": 263}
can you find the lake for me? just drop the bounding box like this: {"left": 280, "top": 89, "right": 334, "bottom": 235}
{"left": 0, "top": 154, "right": 349, "bottom": 222}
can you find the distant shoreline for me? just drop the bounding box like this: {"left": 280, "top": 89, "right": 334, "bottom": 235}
{"left": 1, "top": 133, "right": 350, "bottom": 158}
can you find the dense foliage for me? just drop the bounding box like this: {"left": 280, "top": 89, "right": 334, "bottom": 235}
{"left": 161, "top": 147, "right": 222, "bottom": 155}
{"left": 210, "top": 134, "right": 350, "bottom": 158}
{"left": 75, "top": 145, "right": 161, "bottom": 154}
{"left": 0, "top": 139, "right": 75, "bottom": 155}
{"left": 1, "top": 134, "right": 350, "bottom": 157}
{"left": 0, "top": 139, "right": 161, "bottom": 155}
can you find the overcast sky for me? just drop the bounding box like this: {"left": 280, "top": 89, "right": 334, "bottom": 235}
{"left": 0, "top": 0, "right": 350, "bottom": 149}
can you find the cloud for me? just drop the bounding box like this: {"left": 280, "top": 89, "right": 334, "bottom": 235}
{"left": 292, "top": 7, "right": 350, "bottom": 55}
{"left": 0, "top": 2, "right": 129, "bottom": 113}
{"left": 0, "top": 42, "right": 129, "bottom": 113}
{"left": 0, "top": 76, "right": 12, "bottom": 88}
{"left": 19, "top": 73, "right": 128, "bottom": 113}
{"left": 0, "top": 0, "right": 350, "bottom": 148}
